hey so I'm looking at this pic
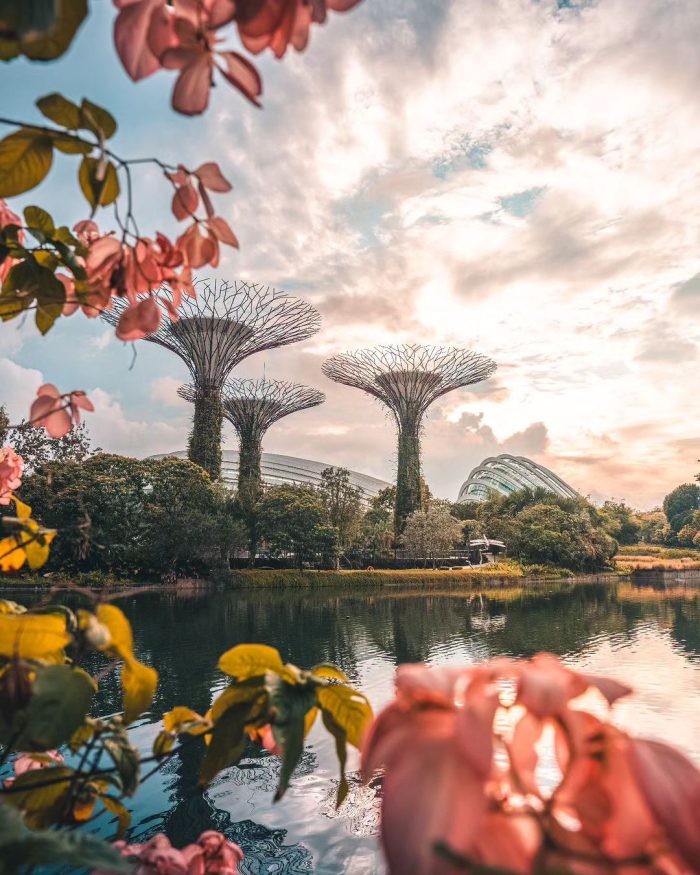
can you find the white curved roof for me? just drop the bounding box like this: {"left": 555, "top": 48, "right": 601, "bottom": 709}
{"left": 149, "top": 450, "right": 391, "bottom": 503}
{"left": 457, "top": 454, "right": 578, "bottom": 503}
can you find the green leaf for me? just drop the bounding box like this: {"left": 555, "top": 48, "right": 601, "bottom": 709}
{"left": 199, "top": 701, "right": 251, "bottom": 786}
{"left": 53, "top": 240, "right": 87, "bottom": 280}
{"left": 20, "top": 665, "right": 95, "bottom": 751}
{"left": 321, "top": 709, "right": 349, "bottom": 808}
{"left": 0, "top": 802, "right": 130, "bottom": 873}
{"left": 103, "top": 734, "right": 140, "bottom": 797}
{"left": 0, "top": 0, "right": 89, "bottom": 63}
{"left": 24, "top": 205, "right": 55, "bottom": 240}
{"left": 78, "top": 156, "right": 120, "bottom": 211}
{"left": 0, "top": 130, "right": 53, "bottom": 197}
{"left": 316, "top": 684, "right": 372, "bottom": 749}
{"left": 36, "top": 93, "right": 81, "bottom": 129}
{"left": 79, "top": 99, "right": 117, "bottom": 140}
{"left": 3, "top": 766, "right": 74, "bottom": 829}
{"left": 53, "top": 225, "right": 80, "bottom": 247}
{"left": 268, "top": 678, "right": 317, "bottom": 801}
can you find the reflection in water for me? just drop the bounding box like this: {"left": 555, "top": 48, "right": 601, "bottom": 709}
{"left": 5, "top": 577, "right": 700, "bottom": 875}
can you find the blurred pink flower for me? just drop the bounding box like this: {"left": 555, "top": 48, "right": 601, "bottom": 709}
{"left": 0, "top": 199, "right": 24, "bottom": 285}
{"left": 3, "top": 750, "right": 64, "bottom": 788}
{"left": 0, "top": 448, "right": 23, "bottom": 506}
{"left": 101, "top": 830, "right": 243, "bottom": 875}
{"left": 363, "top": 653, "right": 700, "bottom": 875}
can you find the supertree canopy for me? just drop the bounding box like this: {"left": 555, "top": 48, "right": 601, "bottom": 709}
{"left": 322, "top": 344, "right": 497, "bottom": 533}
{"left": 179, "top": 378, "right": 325, "bottom": 562}
{"left": 103, "top": 280, "right": 321, "bottom": 479}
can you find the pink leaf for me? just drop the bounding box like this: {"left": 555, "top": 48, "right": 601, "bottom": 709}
{"left": 629, "top": 738, "right": 700, "bottom": 869}
{"left": 44, "top": 409, "right": 73, "bottom": 438}
{"left": 114, "top": 0, "right": 165, "bottom": 81}
{"left": 36, "top": 383, "right": 61, "bottom": 400}
{"left": 207, "top": 216, "right": 238, "bottom": 248}
{"left": 171, "top": 182, "right": 200, "bottom": 221}
{"left": 216, "top": 51, "right": 262, "bottom": 106}
{"left": 171, "top": 53, "right": 214, "bottom": 116}
{"left": 116, "top": 296, "right": 162, "bottom": 341}
{"left": 194, "top": 162, "right": 232, "bottom": 193}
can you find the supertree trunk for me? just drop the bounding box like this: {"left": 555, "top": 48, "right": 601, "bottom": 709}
{"left": 188, "top": 390, "right": 223, "bottom": 480}
{"left": 395, "top": 420, "right": 422, "bottom": 534}
{"left": 237, "top": 431, "right": 263, "bottom": 565}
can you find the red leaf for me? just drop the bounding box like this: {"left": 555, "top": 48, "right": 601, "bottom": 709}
{"left": 171, "top": 52, "right": 214, "bottom": 116}
{"left": 207, "top": 216, "right": 238, "bottom": 248}
{"left": 194, "top": 162, "right": 232, "bottom": 193}
{"left": 216, "top": 51, "right": 262, "bottom": 106}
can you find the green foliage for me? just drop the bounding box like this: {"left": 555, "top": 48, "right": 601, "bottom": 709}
{"left": 6, "top": 419, "right": 92, "bottom": 472}
{"left": 19, "top": 453, "right": 242, "bottom": 578}
{"left": 599, "top": 501, "right": 641, "bottom": 546}
{"left": 475, "top": 488, "right": 617, "bottom": 572}
{"left": 318, "top": 467, "right": 363, "bottom": 553}
{"left": 0, "top": 803, "right": 129, "bottom": 875}
{"left": 257, "top": 484, "right": 340, "bottom": 569}
{"left": 663, "top": 483, "right": 700, "bottom": 534}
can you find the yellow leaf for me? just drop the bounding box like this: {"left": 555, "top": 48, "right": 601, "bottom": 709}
{"left": 95, "top": 604, "right": 133, "bottom": 658}
{"left": 209, "top": 683, "right": 265, "bottom": 724}
{"left": 312, "top": 664, "right": 349, "bottom": 682}
{"left": 69, "top": 720, "right": 96, "bottom": 753}
{"left": 0, "top": 130, "right": 54, "bottom": 198}
{"left": 0, "top": 599, "right": 26, "bottom": 615}
{"left": 218, "top": 644, "right": 296, "bottom": 683}
{"left": 316, "top": 684, "right": 373, "bottom": 749}
{"left": 12, "top": 497, "right": 31, "bottom": 519}
{"left": 100, "top": 794, "right": 131, "bottom": 838}
{"left": 163, "top": 706, "right": 211, "bottom": 736}
{"left": 3, "top": 766, "right": 74, "bottom": 828}
{"left": 153, "top": 730, "right": 175, "bottom": 758}
{"left": 121, "top": 656, "right": 157, "bottom": 725}
{"left": 72, "top": 791, "right": 97, "bottom": 822}
{"left": 305, "top": 706, "right": 318, "bottom": 736}
{"left": 0, "top": 536, "right": 26, "bottom": 571}
{"left": 21, "top": 527, "right": 56, "bottom": 570}
{"left": 0, "top": 612, "right": 70, "bottom": 660}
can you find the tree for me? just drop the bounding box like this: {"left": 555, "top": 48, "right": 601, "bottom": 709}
{"left": 0, "top": 405, "right": 8, "bottom": 444}
{"left": 401, "top": 500, "right": 464, "bottom": 568}
{"left": 318, "top": 467, "right": 363, "bottom": 555}
{"left": 257, "top": 484, "right": 339, "bottom": 570}
{"left": 637, "top": 510, "right": 671, "bottom": 544}
{"left": 599, "top": 501, "right": 641, "bottom": 546}
{"left": 473, "top": 489, "right": 617, "bottom": 572}
{"left": 663, "top": 483, "right": 700, "bottom": 534}
{"left": 20, "top": 453, "right": 238, "bottom": 577}
{"left": 7, "top": 420, "right": 93, "bottom": 473}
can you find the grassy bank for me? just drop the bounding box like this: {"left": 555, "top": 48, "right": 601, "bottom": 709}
{"left": 614, "top": 544, "right": 700, "bottom": 571}
{"left": 226, "top": 560, "right": 578, "bottom": 588}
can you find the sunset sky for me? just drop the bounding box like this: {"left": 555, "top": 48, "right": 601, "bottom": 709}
{"left": 2, "top": 0, "right": 700, "bottom": 509}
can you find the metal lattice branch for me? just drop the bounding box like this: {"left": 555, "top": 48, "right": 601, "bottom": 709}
{"left": 179, "top": 379, "right": 325, "bottom": 437}
{"left": 103, "top": 278, "right": 321, "bottom": 391}
{"left": 322, "top": 344, "right": 497, "bottom": 422}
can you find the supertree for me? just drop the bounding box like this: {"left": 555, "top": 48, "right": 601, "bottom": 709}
{"left": 322, "top": 345, "right": 497, "bottom": 533}
{"left": 103, "top": 280, "right": 321, "bottom": 479}
{"left": 179, "top": 378, "right": 325, "bottom": 562}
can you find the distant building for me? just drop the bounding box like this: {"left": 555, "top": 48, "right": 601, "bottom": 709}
{"left": 149, "top": 450, "right": 391, "bottom": 505}
{"left": 457, "top": 454, "right": 578, "bottom": 503}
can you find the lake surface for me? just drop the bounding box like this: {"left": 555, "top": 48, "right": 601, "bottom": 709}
{"left": 4, "top": 576, "right": 700, "bottom": 874}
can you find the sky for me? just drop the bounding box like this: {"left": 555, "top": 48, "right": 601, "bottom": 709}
{"left": 2, "top": 0, "right": 700, "bottom": 510}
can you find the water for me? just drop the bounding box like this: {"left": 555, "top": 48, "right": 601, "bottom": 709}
{"left": 4, "top": 576, "right": 700, "bottom": 874}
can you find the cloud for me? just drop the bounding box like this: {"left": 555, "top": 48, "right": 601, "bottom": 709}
{"left": 4, "top": 0, "right": 700, "bottom": 509}
{"left": 150, "top": 376, "right": 189, "bottom": 408}
{"left": 0, "top": 359, "right": 43, "bottom": 421}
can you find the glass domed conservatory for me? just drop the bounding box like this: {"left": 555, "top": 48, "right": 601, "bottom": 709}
{"left": 457, "top": 454, "right": 578, "bottom": 503}
{"left": 149, "top": 450, "right": 391, "bottom": 506}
